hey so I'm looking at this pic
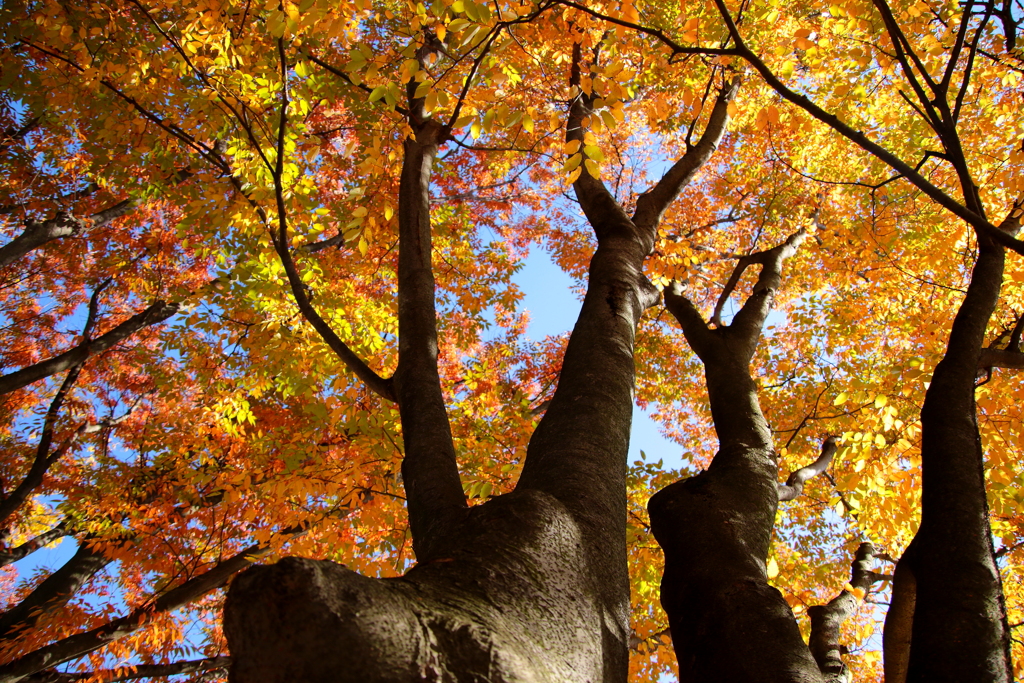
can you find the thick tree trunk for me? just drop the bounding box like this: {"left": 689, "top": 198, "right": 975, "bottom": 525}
{"left": 223, "top": 53, "right": 656, "bottom": 680}
{"left": 223, "top": 43, "right": 740, "bottom": 683}
{"left": 224, "top": 195, "right": 653, "bottom": 681}
{"left": 896, "top": 234, "right": 1013, "bottom": 683}
{"left": 227, "top": 489, "right": 624, "bottom": 682}
{"left": 652, "top": 233, "right": 825, "bottom": 683}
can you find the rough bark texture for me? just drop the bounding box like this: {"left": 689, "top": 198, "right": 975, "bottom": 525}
{"left": 223, "top": 45, "right": 725, "bottom": 683}
{"left": 899, "top": 232, "right": 1013, "bottom": 683}
{"left": 652, "top": 231, "right": 825, "bottom": 683}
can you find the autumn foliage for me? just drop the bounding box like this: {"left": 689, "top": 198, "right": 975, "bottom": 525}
{"left": 0, "top": 0, "right": 1022, "bottom": 680}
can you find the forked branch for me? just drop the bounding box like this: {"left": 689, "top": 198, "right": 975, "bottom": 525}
{"left": 712, "top": 228, "right": 807, "bottom": 329}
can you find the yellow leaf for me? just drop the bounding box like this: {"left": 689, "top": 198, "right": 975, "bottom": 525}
{"left": 563, "top": 153, "right": 583, "bottom": 173}
{"left": 834, "top": 392, "right": 848, "bottom": 405}
{"left": 766, "top": 557, "right": 779, "bottom": 579}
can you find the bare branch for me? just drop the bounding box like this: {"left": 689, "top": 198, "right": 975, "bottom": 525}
{"left": 778, "top": 436, "right": 838, "bottom": 501}
{"left": 808, "top": 543, "right": 880, "bottom": 681}
{"left": 0, "top": 301, "right": 179, "bottom": 397}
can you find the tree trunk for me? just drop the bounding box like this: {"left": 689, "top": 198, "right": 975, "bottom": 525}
{"left": 652, "top": 233, "right": 825, "bottom": 683}
{"left": 896, "top": 233, "right": 1013, "bottom": 683}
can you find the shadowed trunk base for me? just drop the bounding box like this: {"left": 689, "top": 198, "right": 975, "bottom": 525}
{"left": 650, "top": 452, "right": 822, "bottom": 683}
{"left": 224, "top": 489, "right": 627, "bottom": 682}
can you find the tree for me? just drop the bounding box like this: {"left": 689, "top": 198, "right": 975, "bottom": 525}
{"left": 0, "top": 0, "right": 1022, "bottom": 681}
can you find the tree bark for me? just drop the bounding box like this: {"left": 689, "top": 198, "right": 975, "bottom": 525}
{"left": 652, "top": 231, "right": 825, "bottom": 683}
{"left": 897, "top": 232, "right": 1013, "bottom": 683}
{"left": 223, "top": 42, "right": 733, "bottom": 683}
{"left": 224, "top": 112, "right": 653, "bottom": 678}
{"left": 807, "top": 543, "right": 877, "bottom": 682}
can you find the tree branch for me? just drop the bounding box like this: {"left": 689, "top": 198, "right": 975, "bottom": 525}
{"left": 0, "top": 185, "right": 98, "bottom": 217}
{"left": 632, "top": 77, "right": 740, "bottom": 232}
{"left": 22, "top": 657, "right": 230, "bottom": 683}
{"left": 0, "top": 301, "right": 179, "bottom": 397}
{"left": 778, "top": 436, "right": 838, "bottom": 501}
{"left": 0, "top": 521, "right": 70, "bottom": 568}
{"left": 553, "top": 0, "right": 743, "bottom": 57}
{"left": 0, "top": 540, "right": 110, "bottom": 641}
{"left": 706, "top": 0, "right": 1024, "bottom": 257}
{"left": 565, "top": 42, "right": 634, "bottom": 239}
{"left": 389, "top": 43, "right": 467, "bottom": 562}
{"left": 713, "top": 229, "right": 807, "bottom": 348}
{"left": 978, "top": 347, "right": 1024, "bottom": 370}
{"left": 0, "top": 169, "right": 192, "bottom": 268}
{"left": 808, "top": 542, "right": 879, "bottom": 681}
{"left": 0, "top": 118, "right": 41, "bottom": 156}
{"left": 0, "top": 531, "right": 299, "bottom": 682}
{"left": 258, "top": 43, "right": 395, "bottom": 403}
{"left": 0, "top": 307, "right": 96, "bottom": 527}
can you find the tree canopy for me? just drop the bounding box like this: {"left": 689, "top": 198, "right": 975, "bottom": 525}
{"left": 0, "top": 0, "right": 1022, "bottom": 680}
